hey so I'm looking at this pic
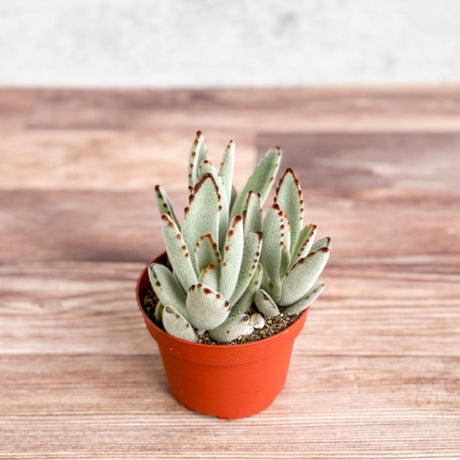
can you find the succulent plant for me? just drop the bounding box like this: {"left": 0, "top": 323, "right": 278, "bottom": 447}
{"left": 254, "top": 169, "right": 330, "bottom": 318}
{"left": 149, "top": 131, "right": 280, "bottom": 343}
{"left": 148, "top": 131, "right": 330, "bottom": 343}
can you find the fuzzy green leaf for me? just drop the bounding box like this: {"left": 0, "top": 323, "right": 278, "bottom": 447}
{"left": 219, "top": 215, "right": 244, "bottom": 300}
{"left": 254, "top": 289, "right": 280, "bottom": 317}
{"left": 261, "top": 264, "right": 271, "bottom": 292}
{"left": 182, "top": 173, "right": 220, "bottom": 261}
{"left": 148, "top": 263, "right": 187, "bottom": 316}
{"left": 230, "top": 186, "right": 237, "bottom": 213}
{"left": 280, "top": 208, "right": 291, "bottom": 261}
{"left": 260, "top": 204, "right": 284, "bottom": 292}
{"left": 280, "top": 247, "right": 330, "bottom": 306}
{"left": 280, "top": 244, "right": 291, "bottom": 277}
{"left": 275, "top": 169, "right": 303, "bottom": 255}
{"left": 310, "top": 237, "right": 331, "bottom": 252}
{"left": 243, "top": 191, "right": 262, "bottom": 234}
{"left": 219, "top": 139, "right": 234, "bottom": 207}
{"left": 188, "top": 131, "right": 207, "bottom": 186}
{"left": 283, "top": 283, "right": 325, "bottom": 316}
{"left": 229, "top": 231, "right": 262, "bottom": 305}
{"left": 197, "top": 160, "right": 229, "bottom": 249}
{"left": 290, "top": 224, "right": 317, "bottom": 268}
{"left": 186, "top": 284, "right": 231, "bottom": 330}
{"left": 162, "top": 305, "right": 197, "bottom": 342}
{"left": 154, "top": 301, "right": 164, "bottom": 323}
{"left": 232, "top": 263, "right": 263, "bottom": 316}
{"left": 160, "top": 214, "right": 198, "bottom": 291}
{"left": 208, "top": 314, "right": 253, "bottom": 343}
{"left": 231, "top": 148, "right": 281, "bottom": 218}
{"left": 154, "top": 185, "right": 180, "bottom": 229}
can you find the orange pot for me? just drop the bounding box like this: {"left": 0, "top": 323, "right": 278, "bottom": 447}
{"left": 136, "top": 254, "right": 308, "bottom": 419}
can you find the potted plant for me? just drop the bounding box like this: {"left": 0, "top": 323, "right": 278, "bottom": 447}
{"left": 136, "top": 131, "right": 330, "bottom": 419}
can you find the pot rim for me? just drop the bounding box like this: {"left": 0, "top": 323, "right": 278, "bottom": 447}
{"left": 136, "top": 255, "right": 309, "bottom": 351}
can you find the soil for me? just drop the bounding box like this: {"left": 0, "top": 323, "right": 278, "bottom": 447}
{"left": 142, "top": 289, "right": 300, "bottom": 345}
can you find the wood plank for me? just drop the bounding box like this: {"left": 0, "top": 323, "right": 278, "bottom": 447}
{"left": 3, "top": 129, "right": 460, "bottom": 194}
{"left": 28, "top": 88, "right": 460, "bottom": 132}
{"left": 0, "top": 261, "right": 458, "bottom": 355}
{"left": 258, "top": 131, "right": 460, "bottom": 192}
{"left": 1, "top": 89, "right": 459, "bottom": 458}
{"left": 1, "top": 131, "right": 458, "bottom": 262}
{"left": 0, "top": 189, "right": 458, "bottom": 262}
{"left": 258, "top": 131, "right": 460, "bottom": 262}
{"left": 0, "top": 130, "right": 256, "bottom": 190}
{"left": 1, "top": 355, "right": 458, "bottom": 459}
{"left": 0, "top": 89, "right": 37, "bottom": 130}
{"left": 0, "top": 190, "right": 160, "bottom": 262}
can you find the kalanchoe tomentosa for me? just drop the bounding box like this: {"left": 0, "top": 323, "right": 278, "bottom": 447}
{"left": 149, "top": 131, "right": 330, "bottom": 343}
{"left": 149, "top": 131, "right": 280, "bottom": 343}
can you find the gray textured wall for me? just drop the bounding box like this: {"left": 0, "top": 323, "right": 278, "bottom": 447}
{"left": 1, "top": 0, "right": 459, "bottom": 87}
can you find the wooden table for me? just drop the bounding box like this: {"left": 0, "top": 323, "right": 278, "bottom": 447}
{"left": 1, "top": 88, "right": 459, "bottom": 459}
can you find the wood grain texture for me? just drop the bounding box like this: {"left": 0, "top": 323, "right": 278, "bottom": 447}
{"left": 0, "top": 130, "right": 256, "bottom": 190}
{"left": 258, "top": 131, "right": 460, "bottom": 192}
{"left": 27, "top": 87, "right": 460, "bottom": 132}
{"left": 1, "top": 88, "right": 459, "bottom": 459}
{"left": 257, "top": 131, "right": 460, "bottom": 260}
{"left": 1, "top": 355, "right": 458, "bottom": 459}
{"left": 0, "top": 261, "right": 458, "bottom": 356}
{"left": 0, "top": 89, "right": 37, "bottom": 130}
{"left": 1, "top": 190, "right": 458, "bottom": 262}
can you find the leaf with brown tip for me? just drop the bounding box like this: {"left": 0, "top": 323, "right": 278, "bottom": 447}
{"left": 188, "top": 130, "right": 207, "bottom": 186}
{"left": 154, "top": 185, "right": 180, "bottom": 229}
{"left": 186, "top": 284, "right": 231, "bottom": 330}
{"left": 163, "top": 305, "right": 197, "bottom": 342}
{"left": 208, "top": 314, "right": 253, "bottom": 343}
{"left": 254, "top": 289, "right": 280, "bottom": 317}
{"left": 275, "top": 169, "right": 303, "bottom": 255}
{"left": 231, "top": 147, "right": 281, "bottom": 218}
{"left": 148, "top": 263, "right": 187, "bottom": 317}
{"left": 280, "top": 247, "right": 329, "bottom": 306}
{"left": 182, "top": 173, "right": 220, "bottom": 262}
{"left": 160, "top": 214, "right": 197, "bottom": 291}
{"left": 219, "top": 215, "right": 244, "bottom": 300}
{"left": 282, "top": 283, "right": 325, "bottom": 316}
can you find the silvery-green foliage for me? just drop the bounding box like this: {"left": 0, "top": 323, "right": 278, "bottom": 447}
{"left": 256, "top": 169, "right": 330, "bottom": 317}
{"left": 149, "top": 132, "right": 330, "bottom": 344}
{"left": 149, "top": 131, "right": 280, "bottom": 343}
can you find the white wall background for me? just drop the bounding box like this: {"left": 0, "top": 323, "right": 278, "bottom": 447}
{"left": 1, "top": 0, "right": 459, "bottom": 87}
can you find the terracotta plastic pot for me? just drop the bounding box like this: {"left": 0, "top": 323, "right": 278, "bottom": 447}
{"left": 136, "top": 253, "right": 308, "bottom": 419}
